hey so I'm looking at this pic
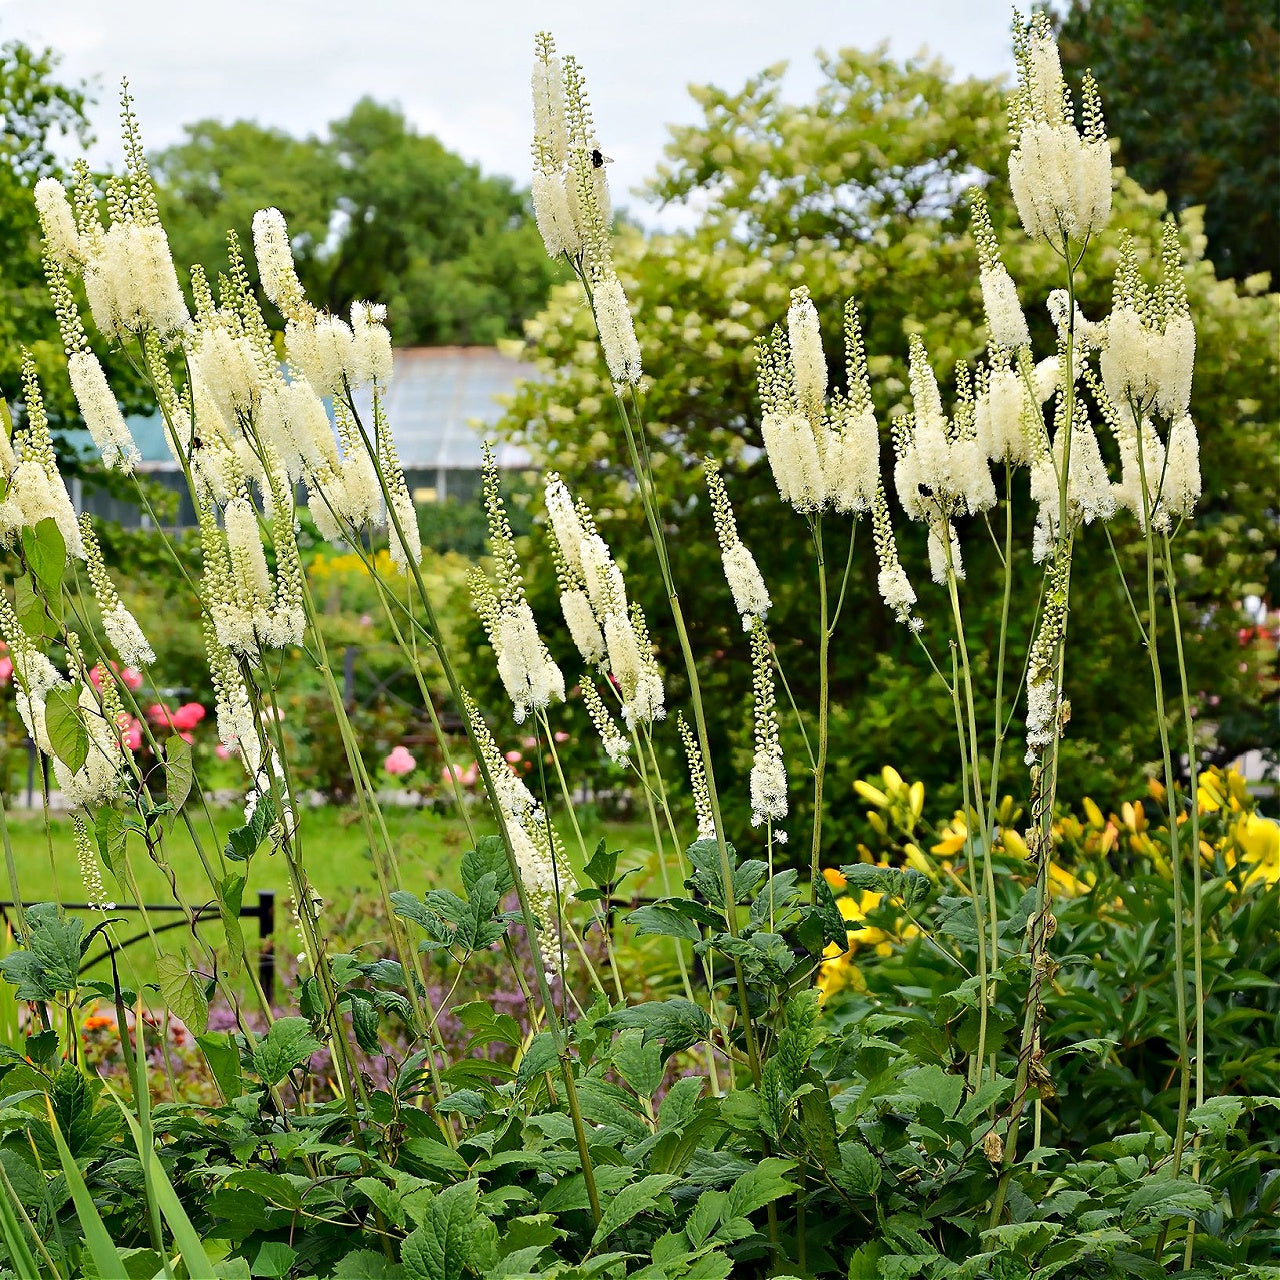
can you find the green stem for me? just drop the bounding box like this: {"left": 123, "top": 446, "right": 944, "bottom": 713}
{"left": 810, "top": 516, "right": 829, "bottom": 903}
{"left": 1164, "top": 531, "right": 1205, "bottom": 1271}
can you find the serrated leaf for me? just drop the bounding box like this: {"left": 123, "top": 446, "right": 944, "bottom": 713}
{"left": 45, "top": 684, "right": 89, "bottom": 772}
{"left": 628, "top": 903, "right": 703, "bottom": 943}
{"left": 599, "top": 999, "right": 713, "bottom": 1059}
{"left": 251, "top": 1241, "right": 296, "bottom": 1277}
{"left": 516, "top": 1030, "right": 559, "bottom": 1090}
{"left": 838, "top": 862, "right": 930, "bottom": 907}
{"left": 591, "top": 1174, "right": 678, "bottom": 1249}
{"left": 611, "top": 1028, "right": 664, "bottom": 1100}
{"left": 658, "top": 1075, "right": 705, "bottom": 1131}
{"left": 582, "top": 838, "right": 619, "bottom": 888}
{"left": 226, "top": 793, "right": 275, "bottom": 862}
{"left": 460, "top": 836, "right": 513, "bottom": 898}
{"left": 400, "top": 1181, "right": 478, "bottom": 1280}
{"left": 250, "top": 1017, "right": 322, "bottom": 1086}
{"left": 722, "top": 1158, "right": 797, "bottom": 1220}
{"left": 348, "top": 993, "right": 381, "bottom": 1053}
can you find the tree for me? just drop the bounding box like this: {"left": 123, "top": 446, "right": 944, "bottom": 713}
{"left": 1057, "top": 0, "right": 1279, "bottom": 284}
{"left": 490, "top": 47, "right": 1278, "bottom": 840}
{"left": 154, "top": 99, "right": 564, "bottom": 345}
{"left": 0, "top": 41, "right": 92, "bottom": 436}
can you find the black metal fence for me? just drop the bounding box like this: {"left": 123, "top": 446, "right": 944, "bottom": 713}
{"left": 1, "top": 891, "right": 278, "bottom": 1003}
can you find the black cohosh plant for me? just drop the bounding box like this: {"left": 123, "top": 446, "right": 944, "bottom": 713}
{"left": 0, "top": 11, "right": 1273, "bottom": 1278}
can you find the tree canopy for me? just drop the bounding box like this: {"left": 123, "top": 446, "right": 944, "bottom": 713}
{"left": 492, "top": 45, "right": 1278, "bottom": 833}
{"left": 1057, "top": 0, "right": 1279, "bottom": 284}
{"left": 155, "top": 98, "right": 565, "bottom": 346}
{"left": 0, "top": 40, "right": 97, "bottom": 437}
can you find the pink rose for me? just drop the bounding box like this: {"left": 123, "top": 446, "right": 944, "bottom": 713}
{"left": 0, "top": 656, "right": 12, "bottom": 686}
{"left": 120, "top": 667, "right": 144, "bottom": 691}
{"left": 385, "top": 745, "right": 416, "bottom": 777}
{"left": 170, "top": 702, "right": 206, "bottom": 731}
{"left": 505, "top": 750, "right": 523, "bottom": 765}
{"left": 215, "top": 743, "right": 234, "bottom": 761}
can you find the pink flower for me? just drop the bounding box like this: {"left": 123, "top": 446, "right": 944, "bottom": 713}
{"left": 505, "top": 750, "right": 523, "bottom": 765}
{"left": 170, "top": 702, "right": 206, "bottom": 732}
{"left": 0, "top": 656, "right": 12, "bottom": 686}
{"left": 385, "top": 745, "right": 416, "bottom": 777}
{"left": 441, "top": 763, "right": 477, "bottom": 787}
{"left": 117, "top": 715, "right": 143, "bottom": 751}
{"left": 147, "top": 703, "right": 172, "bottom": 726}
{"left": 215, "top": 743, "right": 234, "bottom": 761}
{"left": 120, "top": 667, "right": 144, "bottom": 691}
{"left": 554, "top": 731, "right": 570, "bottom": 743}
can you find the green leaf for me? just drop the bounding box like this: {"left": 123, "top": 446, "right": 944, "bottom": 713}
{"left": 22, "top": 518, "right": 66, "bottom": 596}
{"left": 838, "top": 862, "right": 930, "bottom": 908}
{"left": 196, "top": 1030, "right": 243, "bottom": 1102}
{"left": 156, "top": 951, "right": 210, "bottom": 1035}
{"left": 599, "top": 999, "right": 713, "bottom": 1059}
{"left": 453, "top": 1000, "right": 523, "bottom": 1050}
{"left": 165, "top": 734, "right": 195, "bottom": 813}
{"left": 516, "top": 1030, "right": 559, "bottom": 1090}
{"left": 812, "top": 870, "right": 850, "bottom": 948}
{"left": 0, "top": 904, "right": 83, "bottom": 999}
{"left": 628, "top": 903, "right": 703, "bottom": 943}
{"left": 722, "top": 1158, "right": 797, "bottom": 1220}
{"left": 400, "top": 1181, "right": 478, "bottom": 1280}
{"left": 460, "top": 836, "right": 514, "bottom": 898}
{"left": 94, "top": 806, "right": 127, "bottom": 875}
{"left": 251, "top": 1017, "right": 322, "bottom": 1086}
{"left": 349, "top": 993, "right": 381, "bottom": 1053}
{"left": 611, "top": 1028, "right": 664, "bottom": 1100}
{"left": 216, "top": 872, "right": 247, "bottom": 968}
{"left": 45, "top": 684, "right": 89, "bottom": 773}
{"left": 591, "top": 1174, "right": 679, "bottom": 1249}
{"left": 658, "top": 1075, "right": 705, "bottom": 1131}
{"left": 835, "top": 1143, "right": 882, "bottom": 1197}
{"left": 334, "top": 1249, "right": 406, "bottom": 1278}
{"left": 582, "top": 838, "right": 619, "bottom": 887}
{"left": 251, "top": 1242, "right": 297, "bottom": 1277}
{"left": 226, "top": 793, "right": 275, "bottom": 862}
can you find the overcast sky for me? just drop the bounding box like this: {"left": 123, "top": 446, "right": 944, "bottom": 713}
{"left": 1, "top": 0, "right": 1023, "bottom": 226}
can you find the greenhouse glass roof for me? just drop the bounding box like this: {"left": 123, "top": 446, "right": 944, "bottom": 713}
{"left": 112, "top": 346, "right": 533, "bottom": 470}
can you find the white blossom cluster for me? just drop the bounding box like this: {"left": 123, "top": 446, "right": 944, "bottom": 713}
{"left": 704, "top": 457, "right": 770, "bottom": 630}
{"left": 542, "top": 472, "right": 664, "bottom": 730}
{"left": 748, "top": 621, "right": 787, "bottom": 831}
{"left": 463, "top": 692, "right": 575, "bottom": 977}
{"left": 0, "top": 355, "right": 85, "bottom": 558}
{"left": 471, "top": 451, "right": 565, "bottom": 723}
{"left": 678, "top": 712, "right": 716, "bottom": 842}
{"left": 530, "top": 35, "right": 641, "bottom": 387}
{"left": 1007, "top": 13, "right": 1111, "bottom": 248}
{"left": 34, "top": 88, "right": 189, "bottom": 346}
{"left": 81, "top": 515, "right": 155, "bottom": 668}
{"left": 756, "top": 290, "right": 882, "bottom": 516}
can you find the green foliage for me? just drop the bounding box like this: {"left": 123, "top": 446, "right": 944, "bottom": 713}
{"left": 154, "top": 99, "right": 565, "bottom": 347}
{"left": 1057, "top": 0, "right": 1280, "bottom": 284}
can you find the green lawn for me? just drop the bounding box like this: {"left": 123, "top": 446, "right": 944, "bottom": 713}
{"left": 0, "top": 802, "right": 660, "bottom": 1001}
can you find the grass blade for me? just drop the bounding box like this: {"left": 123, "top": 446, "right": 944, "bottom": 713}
{"left": 109, "top": 1088, "right": 218, "bottom": 1280}
{"left": 45, "top": 1094, "right": 127, "bottom": 1278}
